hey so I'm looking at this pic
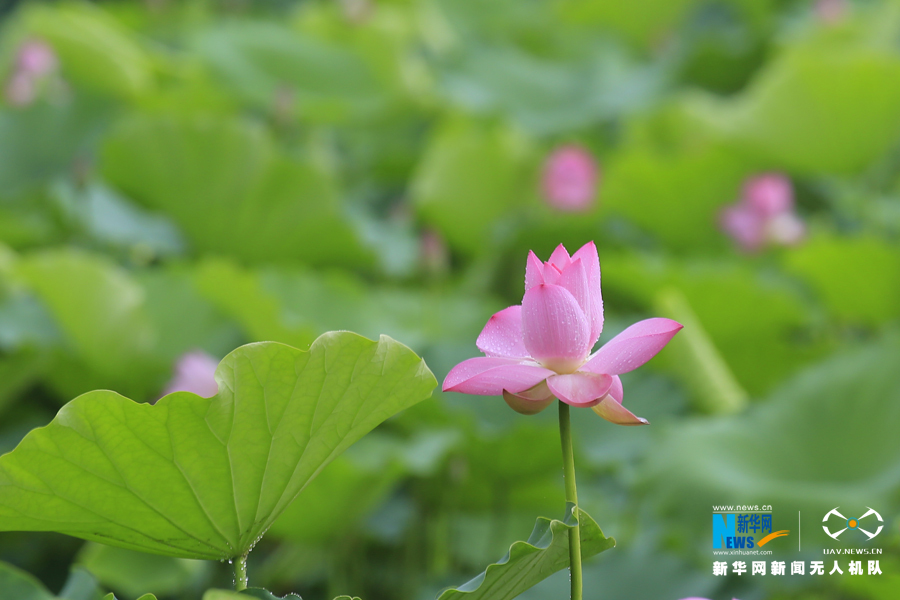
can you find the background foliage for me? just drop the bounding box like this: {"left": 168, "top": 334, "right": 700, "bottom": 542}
{"left": 1, "top": 0, "right": 899, "bottom": 599}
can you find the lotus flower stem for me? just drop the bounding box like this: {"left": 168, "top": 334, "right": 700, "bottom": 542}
{"left": 558, "top": 400, "right": 582, "bottom": 600}
{"left": 234, "top": 552, "right": 249, "bottom": 591}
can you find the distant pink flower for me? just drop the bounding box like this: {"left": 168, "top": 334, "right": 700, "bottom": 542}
{"left": 815, "top": 0, "right": 847, "bottom": 24}
{"left": 4, "top": 39, "right": 60, "bottom": 107}
{"left": 163, "top": 351, "right": 219, "bottom": 398}
{"left": 420, "top": 228, "right": 449, "bottom": 275}
{"left": 541, "top": 145, "right": 599, "bottom": 212}
{"left": 442, "top": 242, "right": 682, "bottom": 423}
{"left": 16, "top": 40, "right": 58, "bottom": 77}
{"left": 720, "top": 173, "right": 805, "bottom": 252}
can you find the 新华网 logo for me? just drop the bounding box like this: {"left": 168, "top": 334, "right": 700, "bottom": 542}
{"left": 822, "top": 507, "right": 883, "bottom": 541}
{"left": 713, "top": 508, "right": 789, "bottom": 549}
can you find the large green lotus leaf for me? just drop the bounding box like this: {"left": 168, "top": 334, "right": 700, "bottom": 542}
{"left": 19, "top": 3, "right": 153, "bottom": 99}
{"left": 642, "top": 334, "right": 900, "bottom": 553}
{"left": 437, "top": 505, "right": 614, "bottom": 600}
{"left": 0, "top": 333, "right": 436, "bottom": 560}
{"left": 100, "top": 114, "right": 371, "bottom": 268}
{"left": 411, "top": 117, "right": 535, "bottom": 256}
{"left": 783, "top": 234, "right": 900, "bottom": 326}
{"left": 688, "top": 43, "right": 900, "bottom": 173}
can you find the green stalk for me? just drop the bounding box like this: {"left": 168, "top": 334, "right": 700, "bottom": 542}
{"left": 234, "top": 553, "right": 249, "bottom": 591}
{"left": 558, "top": 400, "right": 582, "bottom": 600}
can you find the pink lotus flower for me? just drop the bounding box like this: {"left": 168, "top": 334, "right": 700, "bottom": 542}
{"left": 720, "top": 173, "right": 806, "bottom": 252}
{"left": 162, "top": 351, "right": 219, "bottom": 398}
{"left": 541, "top": 145, "right": 599, "bottom": 212}
{"left": 442, "top": 242, "right": 682, "bottom": 424}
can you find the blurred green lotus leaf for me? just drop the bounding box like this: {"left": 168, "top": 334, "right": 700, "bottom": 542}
{"left": 411, "top": 117, "right": 535, "bottom": 256}
{"left": 600, "top": 141, "right": 752, "bottom": 250}
{"left": 643, "top": 334, "right": 900, "bottom": 553}
{"left": 100, "top": 114, "right": 372, "bottom": 268}
{"left": 602, "top": 254, "right": 826, "bottom": 396}
{"left": 437, "top": 505, "right": 614, "bottom": 600}
{"left": 0, "top": 333, "right": 436, "bottom": 560}
{"left": 267, "top": 434, "right": 405, "bottom": 545}
{"left": 192, "top": 259, "right": 494, "bottom": 353}
{"left": 20, "top": 3, "right": 153, "bottom": 98}
{"left": 0, "top": 99, "right": 109, "bottom": 194}
{"left": 78, "top": 542, "right": 208, "bottom": 599}
{"left": 687, "top": 43, "right": 900, "bottom": 173}
{"left": 15, "top": 250, "right": 157, "bottom": 397}
{"left": 784, "top": 234, "right": 900, "bottom": 325}
{"left": 191, "top": 21, "right": 387, "bottom": 122}
{"left": 0, "top": 561, "right": 55, "bottom": 600}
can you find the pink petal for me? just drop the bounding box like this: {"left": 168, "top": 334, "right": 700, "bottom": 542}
{"left": 547, "top": 244, "right": 571, "bottom": 270}
{"left": 592, "top": 396, "right": 648, "bottom": 425}
{"left": 542, "top": 263, "right": 562, "bottom": 286}
{"left": 443, "top": 357, "right": 553, "bottom": 396}
{"left": 720, "top": 203, "right": 765, "bottom": 252}
{"left": 525, "top": 250, "right": 545, "bottom": 290}
{"left": 571, "top": 241, "right": 603, "bottom": 342}
{"left": 606, "top": 374, "right": 623, "bottom": 403}
{"left": 502, "top": 380, "right": 554, "bottom": 415}
{"left": 590, "top": 375, "right": 647, "bottom": 425}
{"left": 547, "top": 372, "right": 612, "bottom": 407}
{"left": 582, "top": 318, "right": 683, "bottom": 376}
{"left": 522, "top": 284, "right": 591, "bottom": 372}
{"left": 476, "top": 305, "right": 528, "bottom": 359}
{"left": 558, "top": 258, "right": 601, "bottom": 348}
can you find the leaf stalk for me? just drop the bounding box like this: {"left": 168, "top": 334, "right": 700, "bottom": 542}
{"left": 234, "top": 552, "right": 249, "bottom": 591}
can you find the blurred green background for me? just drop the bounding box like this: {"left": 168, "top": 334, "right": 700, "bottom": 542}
{"left": 1, "top": 0, "right": 899, "bottom": 599}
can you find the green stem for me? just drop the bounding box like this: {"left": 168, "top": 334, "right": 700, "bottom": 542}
{"left": 558, "top": 400, "right": 582, "bottom": 600}
{"left": 234, "top": 553, "right": 248, "bottom": 591}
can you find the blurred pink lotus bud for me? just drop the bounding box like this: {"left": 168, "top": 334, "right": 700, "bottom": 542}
{"left": 720, "top": 173, "right": 806, "bottom": 252}
{"left": 720, "top": 203, "right": 765, "bottom": 252}
{"left": 5, "top": 39, "right": 60, "bottom": 107}
{"left": 163, "top": 351, "right": 219, "bottom": 398}
{"left": 16, "top": 40, "right": 58, "bottom": 77}
{"left": 420, "top": 228, "right": 449, "bottom": 275}
{"left": 541, "top": 145, "right": 599, "bottom": 212}
{"left": 766, "top": 212, "right": 806, "bottom": 246}
{"left": 815, "top": 0, "right": 847, "bottom": 24}
{"left": 743, "top": 173, "right": 793, "bottom": 218}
